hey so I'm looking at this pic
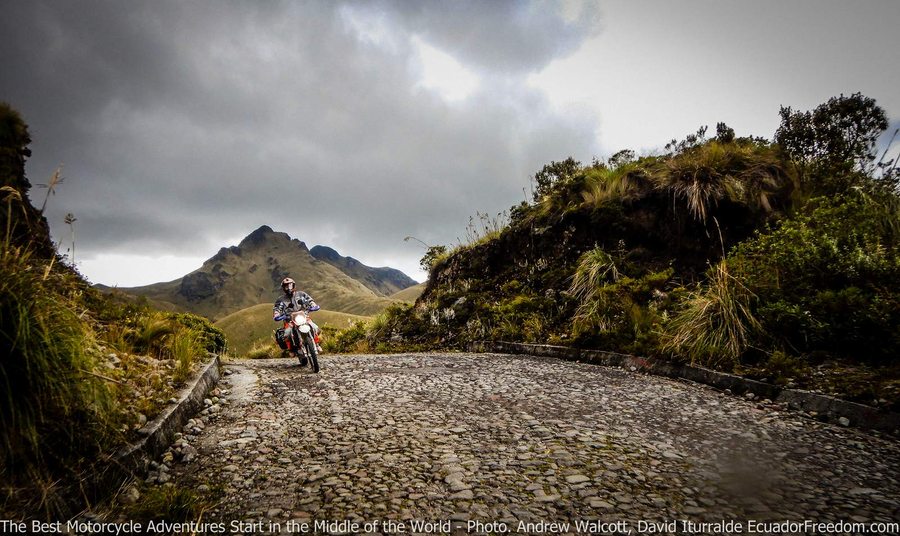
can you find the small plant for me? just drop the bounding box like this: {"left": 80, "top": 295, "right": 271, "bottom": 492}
{"left": 64, "top": 212, "right": 76, "bottom": 264}
{"left": 462, "top": 210, "right": 509, "bottom": 246}
{"left": 762, "top": 350, "right": 809, "bottom": 386}
{"left": 246, "top": 340, "right": 280, "bottom": 359}
{"left": 169, "top": 327, "right": 204, "bottom": 383}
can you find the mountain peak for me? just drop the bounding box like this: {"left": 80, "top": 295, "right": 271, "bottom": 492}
{"left": 240, "top": 225, "right": 276, "bottom": 247}
{"left": 237, "top": 225, "right": 308, "bottom": 251}
{"left": 309, "top": 245, "right": 340, "bottom": 261}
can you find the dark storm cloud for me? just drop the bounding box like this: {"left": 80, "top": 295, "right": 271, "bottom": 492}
{"left": 0, "top": 0, "right": 601, "bottom": 281}
{"left": 357, "top": 0, "right": 601, "bottom": 74}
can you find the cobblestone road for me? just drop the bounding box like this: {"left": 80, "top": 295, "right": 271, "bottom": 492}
{"left": 154, "top": 353, "right": 900, "bottom": 534}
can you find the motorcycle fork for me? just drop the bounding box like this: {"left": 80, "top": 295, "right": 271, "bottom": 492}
{"left": 283, "top": 321, "right": 296, "bottom": 351}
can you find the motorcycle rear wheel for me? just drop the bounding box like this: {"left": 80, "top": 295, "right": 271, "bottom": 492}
{"left": 303, "top": 336, "right": 320, "bottom": 373}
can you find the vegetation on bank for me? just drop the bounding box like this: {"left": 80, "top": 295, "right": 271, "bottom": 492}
{"left": 330, "top": 93, "right": 900, "bottom": 408}
{"left": 0, "top": 103, "right": 227, "bottom": 518}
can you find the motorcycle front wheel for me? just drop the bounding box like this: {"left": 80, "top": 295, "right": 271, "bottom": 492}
{"left": 303, "top": 335, "right": 319, "bottom": 373}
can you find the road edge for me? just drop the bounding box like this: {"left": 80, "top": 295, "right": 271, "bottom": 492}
{"left": 93, "top": 354, "right": 222, "bottom": 493}
{"left": 470, "top": 341, "right": 900, "bottom": 434}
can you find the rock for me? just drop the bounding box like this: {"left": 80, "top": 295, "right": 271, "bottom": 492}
{"left": 120, "top": 486, "right": 140, "bottom": 505}
{"left": 181, "top": 444, "right": 199, "bottom": 462}
{"left": 838, "top": 417, "right": 850, "bottom": 427}
{"left": 589, "top": 499, "right": 614, "bottom": 509}
{"left": 449, "top": 489, "right": 474, "bottom": 500}
{"left": 565, "top": 474, "right": 590, "bottom": 484}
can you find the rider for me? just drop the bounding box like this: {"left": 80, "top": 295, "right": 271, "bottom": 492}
{"left": 273, "top": 277, "right": 323, "bottom": 356}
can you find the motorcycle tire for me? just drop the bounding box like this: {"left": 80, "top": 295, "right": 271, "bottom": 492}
{"left": 303, "top": 336, "right": 320, "bottom": 373}
{"left": 290, "top": 331, "right": 303, "bottom": 364}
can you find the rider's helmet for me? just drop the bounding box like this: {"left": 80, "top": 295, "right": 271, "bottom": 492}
{"left": 281, "top": 277, "right": 295, "bottom": 293}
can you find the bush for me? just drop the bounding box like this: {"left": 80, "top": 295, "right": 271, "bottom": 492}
{"left": 730, "top": 193, "right": 900, "bottom": 363}
{"left": 325, "top": 320, "right": 368, "bottom": 353}
{"left": 169, "top": 313, "right": 227, "bottom": 355}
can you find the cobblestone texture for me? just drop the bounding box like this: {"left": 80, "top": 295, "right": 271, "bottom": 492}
{"left": 155, "top": 353, "right": 900, "bottom": 532}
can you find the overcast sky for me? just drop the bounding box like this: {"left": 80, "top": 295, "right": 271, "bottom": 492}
{"left": 2, "top": 1, "right": 899, "bottom": 286}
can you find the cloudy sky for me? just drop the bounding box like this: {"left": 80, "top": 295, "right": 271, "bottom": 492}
{"left": 2, "top": 1, "right": 899, "bottom": 286}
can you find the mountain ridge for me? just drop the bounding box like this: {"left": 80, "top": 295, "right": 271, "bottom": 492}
{"left": 310, "top": 245, "right": 417, "bottom": 296}
{"left": 110, "top": 225, "right": 412, "bottom": 320}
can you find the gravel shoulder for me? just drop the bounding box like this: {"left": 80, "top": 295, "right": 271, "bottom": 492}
{"left": 152, "top": 353, "right": 900, "bottom": 532}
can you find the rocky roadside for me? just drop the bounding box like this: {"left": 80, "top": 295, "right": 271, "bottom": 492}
{"left": 139, "top": 353, "right": 899, "bottom": 534}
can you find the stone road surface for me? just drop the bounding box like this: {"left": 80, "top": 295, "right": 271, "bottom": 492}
{"left": 153, "top": 353, "right": 900, "bottom": 534}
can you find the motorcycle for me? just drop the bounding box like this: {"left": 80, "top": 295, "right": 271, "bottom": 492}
{"left": 277, "top": 308, "right": 320, "bottom": 373}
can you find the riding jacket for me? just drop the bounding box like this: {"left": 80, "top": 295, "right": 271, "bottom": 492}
{"left": 273, "top": 290, "right": 317, "bottom": 320}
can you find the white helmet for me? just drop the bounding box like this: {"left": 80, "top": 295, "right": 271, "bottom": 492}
{"left": 281, "top": 277, "right": 295, "bottom": 292}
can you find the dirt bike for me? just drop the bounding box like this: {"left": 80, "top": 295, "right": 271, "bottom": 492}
{"left": 277, "top": 308, "right": 320, "bottom": 373}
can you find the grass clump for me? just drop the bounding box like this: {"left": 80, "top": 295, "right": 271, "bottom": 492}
{"left": 246, "top": 339, "right": 281, "bottom": 359}
{"left": 0, "top": 243, "right": 111, "bottom": 476}
{"left": 662, "top": 261, "right": 761, "bottom": 368}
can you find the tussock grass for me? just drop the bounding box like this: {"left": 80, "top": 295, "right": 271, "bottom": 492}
{"left": 578, "top": 141, "right": 792, "bottom": 223}
{"left": 655, "top": 141, "right": 788, "bottom": 222}
{"left": 0, "top": 103, "right": 226, "bottom": 517}
{"left": 569, "top": 248, "right": 623, "bottom": 332}
{"left": 246, "top": 340, "right": 281, "bottom": 360}
{"left": 663, "top": 261, "right": 761, "bottom": 368}
{"left": 581, "top": 161, "right": 653, "bottom": 207}
{"left": 0, "top": 218, "right": 223, "bottom": 517}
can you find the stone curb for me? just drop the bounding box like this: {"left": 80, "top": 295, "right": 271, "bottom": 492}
{"left": 470, "top": 341, "right": 900, "bottom": 434}
{"left": 93, "top": 354, "right": 222, "bottom": 492}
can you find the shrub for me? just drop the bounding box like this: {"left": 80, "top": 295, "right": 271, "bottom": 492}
{"left": 169, "top": 313, "right": 227, "bottom": 354}
{"left": 729, "top": 193, "right": 900, "bottom": 363}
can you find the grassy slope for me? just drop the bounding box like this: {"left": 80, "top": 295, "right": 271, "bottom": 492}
{"left": 389, "top": 282, "right": 426, "bottom": 302}
{"left": 216, "top": 303, "right": 370, "bottom": 355}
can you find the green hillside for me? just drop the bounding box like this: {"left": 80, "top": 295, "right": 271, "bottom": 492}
{"left": 120, "top": 226, "right": 399, "bottom": 320}
{"left": 216, "top": 303, "right": 370, "bottom": 355}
